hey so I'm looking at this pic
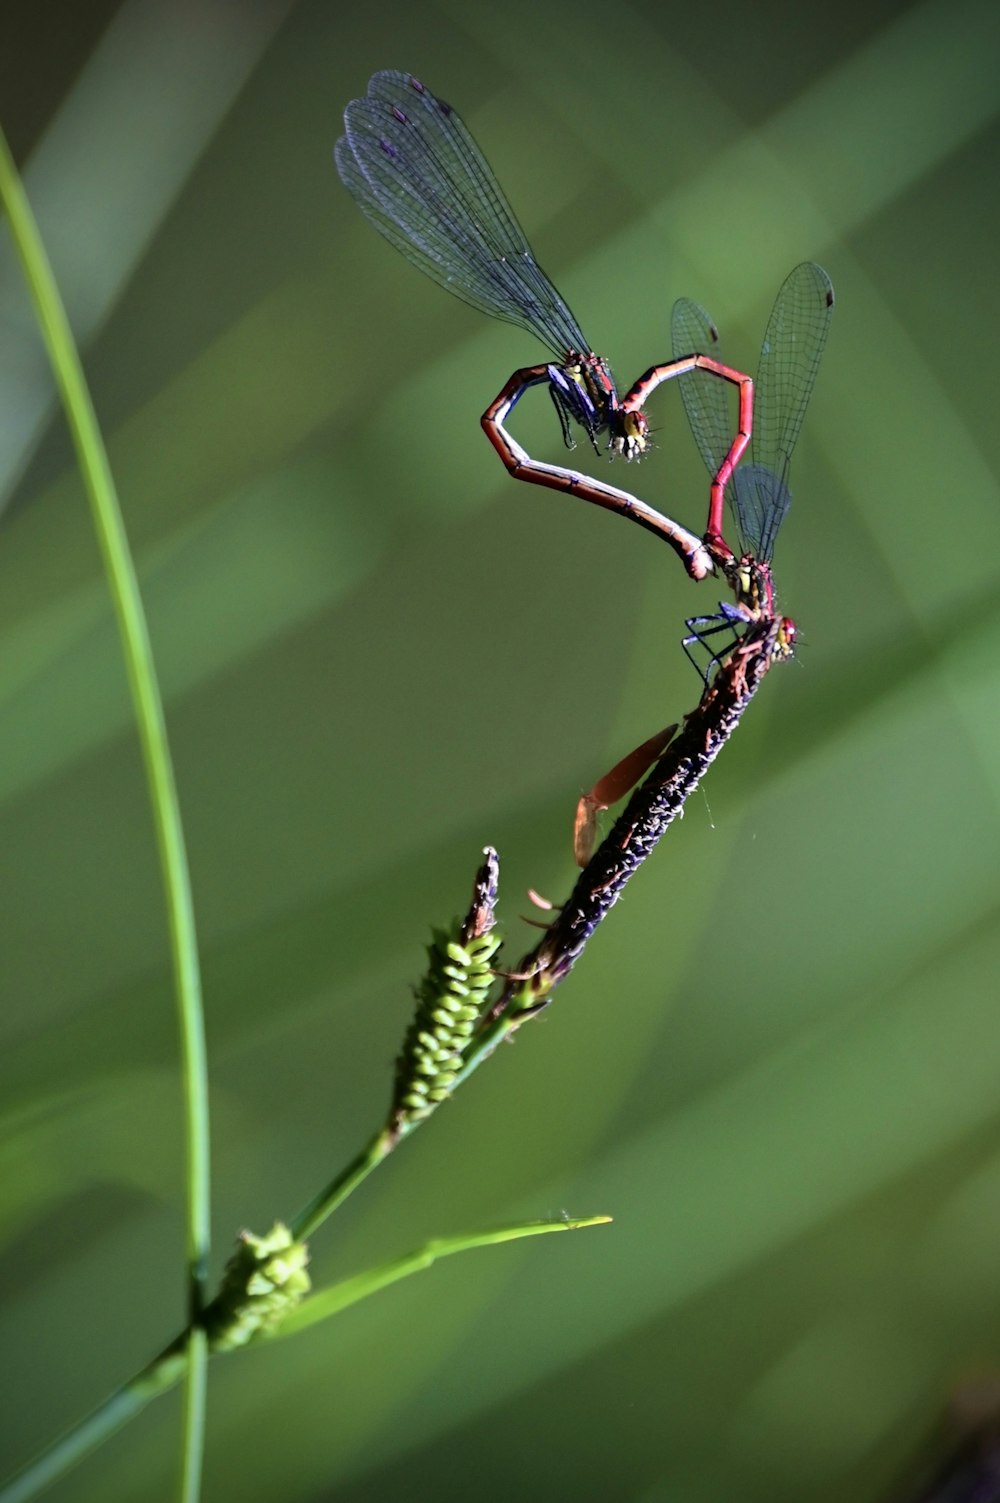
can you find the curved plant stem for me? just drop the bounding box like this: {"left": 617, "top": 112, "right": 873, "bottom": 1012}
{"left": 0, "top": 128, "right": 210, "bottom": 1498}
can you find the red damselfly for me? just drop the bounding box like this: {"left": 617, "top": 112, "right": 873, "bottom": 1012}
{"left": 336, "top": 70, "right": 751, "bottom": 579}
{"left": 673, "top": 261, "right": 834, "bottom": 674}
{"left": 572, "top": 263, "right": 833, "bottom": 863}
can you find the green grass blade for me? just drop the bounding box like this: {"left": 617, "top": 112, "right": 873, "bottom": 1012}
{"left": 0, "top": 126, "right": 210, "bottom": 1500}
{"left": 273, "top": 1215, "right": 612, "bottom": 1338}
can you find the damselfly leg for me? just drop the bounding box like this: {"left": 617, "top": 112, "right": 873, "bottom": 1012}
{"left": 681, "top": 603, "right": 752, "bottom": 684}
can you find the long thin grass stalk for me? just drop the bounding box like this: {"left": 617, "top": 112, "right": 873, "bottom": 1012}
{"left": 0, "top": 126, "right": 211, "bottom": 1501}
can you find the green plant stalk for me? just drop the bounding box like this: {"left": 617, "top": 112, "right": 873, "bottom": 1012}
{"left": 288, "top": 1003, "right": 545, "bottom": 1239}
{"left": 179, "top": 1329, "right": 208, "bottom": 1503}
{"left": 287, "top": 997, "right": 527, "bottom": 1241}
{"left": 287, "top": 1018, "right": 525, "bottom": 1241}
{"left": 0, "top": 128, "right": 210, "bottom": 1497}
{"left": 291, "top": 1124, "right": 397, "bottom": 1240}
{"left": 289, "top": 991, "right": 545, "bottom": 1242}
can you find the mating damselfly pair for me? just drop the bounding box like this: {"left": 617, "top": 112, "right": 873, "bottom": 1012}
{"left": 334, "top": 69, "right": 833, "bottom": 881}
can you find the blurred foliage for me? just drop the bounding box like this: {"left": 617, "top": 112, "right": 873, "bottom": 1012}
{"left": 1, "top": 0, "right": 999, "bottom": 1500}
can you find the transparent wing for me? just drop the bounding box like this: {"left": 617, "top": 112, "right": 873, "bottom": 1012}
{"left": 336, "top": 70, "right": 589, "bottom": 358}
{"left": 671, "top": 264, "right": 832, "bottom": 561}
{"left": 671, "top": 296, "right": 734, "bottom": 482}
{"left": 731, "top": 464, "right": 792, "bottom": 563}
{"left": 754, "top": 261, "right": 834, "bottom": 483}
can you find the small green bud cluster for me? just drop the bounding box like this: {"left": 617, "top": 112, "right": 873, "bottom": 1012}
{"left": 394, "top": 926, "right": 501, "bottom": 1124}
{"left": 205, "top": 1222, "right": 311, "bottom": 1351}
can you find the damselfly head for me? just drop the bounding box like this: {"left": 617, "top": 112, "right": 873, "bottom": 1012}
{"left": 610, "top": 408, "right": 650, "bottom": 459}
{"left": 777, "top": 616, "right": 797, "bottom": 657}
{"left": 549, "top": 352, "right": 634, "bottom": 455}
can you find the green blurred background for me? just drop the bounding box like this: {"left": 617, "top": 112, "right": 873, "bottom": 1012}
{"left": 2, "top": 0, "right": 999, "bottom": 1499}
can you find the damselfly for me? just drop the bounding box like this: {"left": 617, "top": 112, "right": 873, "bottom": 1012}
{"left": 572, "top": 264, "right": 832, "bottom": 863}
{"left": 336, "top": 70, "right": 752, "bottom": 579}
